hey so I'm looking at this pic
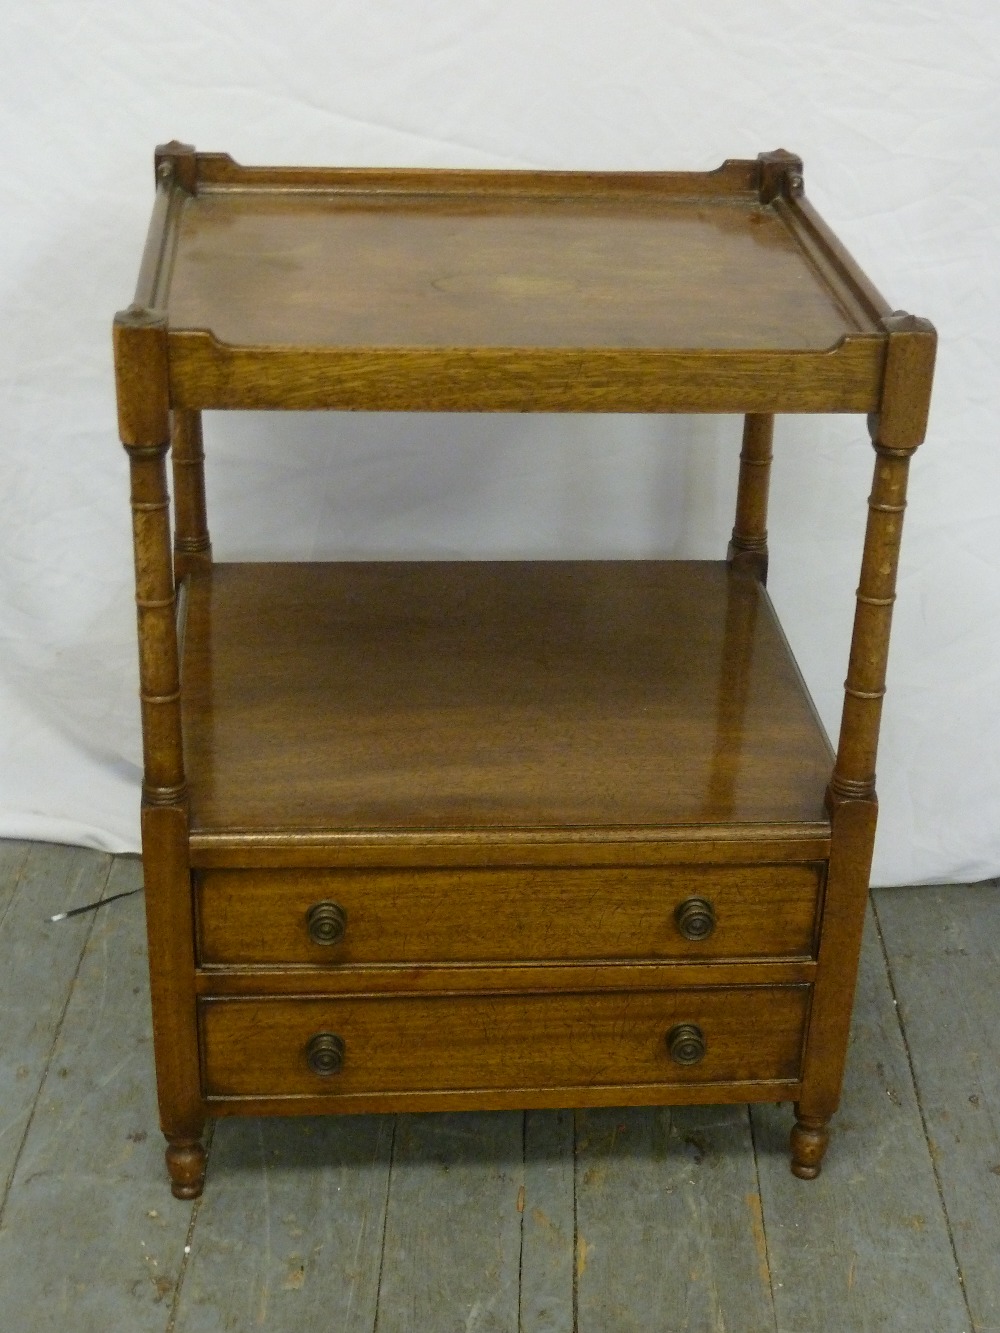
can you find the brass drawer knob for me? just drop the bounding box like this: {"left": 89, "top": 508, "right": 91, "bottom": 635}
{"left": 667, "top": 1023, "right": 706, "bottom": 1066}
{"left": 306, "top": 900, "right": 347, "bottom": 946}
{"left": 674, "top": 897, "right": 715, "bottom": 941}
{"left": 305, "top": 1032, "right": 345, "bottom": 1076}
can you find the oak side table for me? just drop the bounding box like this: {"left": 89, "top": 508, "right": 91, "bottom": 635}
{"left": 113, "top": 142, "right": 935, "bottom": 1199}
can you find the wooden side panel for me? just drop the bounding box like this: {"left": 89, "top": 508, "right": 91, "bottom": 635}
{"left": 141, "top": 803, "right": 204, "bottom": 1194}
{"left": 193, "top": 154, "right": 763, "bottom": 196}
{"left": 193, "top": 958, "right": 815, "bottom": 1000}
{"left": 794, "top": 799, "right": 876, "bottom": 1130}
{"left": 199, "top": 987, "right": 809, "bottom": 1100}
{"left": 168, "top": 334, "right": 884, "bottom": 414}
{"left": 190, "top": 832, "right": 832, "bottom": 869}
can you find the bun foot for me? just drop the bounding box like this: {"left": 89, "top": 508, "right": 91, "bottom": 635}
{"left": 790, "top": 1112, "right": 830, "bottom": 1179}
{"left": 166, "top": 1135, "right": 206, "bottom": 1199}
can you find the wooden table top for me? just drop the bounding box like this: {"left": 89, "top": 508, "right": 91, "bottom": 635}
{"left": 166, "top": 189, "right": 874, "bottom": 354}
{"left": 129, "top": 150, "right": 895, "bottom": 412}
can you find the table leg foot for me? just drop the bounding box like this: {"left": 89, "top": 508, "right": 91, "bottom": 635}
{"left": 166, "top": 1134, "right": 206, "bottom": 1199}
{"left": 790, "top": 1110, "right": 830, "bottom": 1179}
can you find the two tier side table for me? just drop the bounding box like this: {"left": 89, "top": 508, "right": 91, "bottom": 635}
{"left": 113, "top": 143, "right": 935, "bottom": 1199}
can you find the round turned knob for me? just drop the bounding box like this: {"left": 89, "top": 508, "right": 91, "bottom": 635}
{"left": 667, "top": 1023, "right": 706, "bottom": 1066}
{"left": 306, "top": 900, "right": 347, "bottom": 947}
{"left": 674, "top": 897, "right": 716, "bottom": 942}
{"left": 305, "top": 1032, "right": 345, "bottom": 1076}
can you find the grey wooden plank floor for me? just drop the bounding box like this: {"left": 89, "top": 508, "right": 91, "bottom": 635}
{"left": 0, "top": 839, "right": 995, "bottom": 1333}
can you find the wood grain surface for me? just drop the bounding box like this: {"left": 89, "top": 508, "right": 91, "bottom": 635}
{"left": 198, "top": 986, "right": 809, "bottom": 1100}
{"left": 149, "top": 155, "right": 891, "bottom": 412}
{"left": 166, "top": 190, "right": 873, "bottom": 352}
{"left": 181, "top": 561, "right": 834, "bottom": 839}
{"left": 194, "top": 862, "right": 823, "bottom": 966}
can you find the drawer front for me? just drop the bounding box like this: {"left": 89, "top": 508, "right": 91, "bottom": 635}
{"left": 195, "top": 864, "right": 823, "bottom": 966}
{"left": 199, "top": 985, "right": 809, "bottom": 1098}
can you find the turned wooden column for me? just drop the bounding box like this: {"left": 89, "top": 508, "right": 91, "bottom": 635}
{"left": 712, "top": 412, "right": 773, "bottom": 814}
{"left": 113, "top": 307, "right": 185, "bottom": 805}
{"left": 831, "top": 314, "right": 936, "bottom": 806}
{"left": 113, "top": 302, "right": 206, "bottom": 1199}
{"left": 171, "top": 409, "right": 212, "bottom": 580}
{"left": 791, "top": 312, "right": 936, "bottom": 1178}
{"left": 728, "top": 412, "right": 774, "bottom": 582}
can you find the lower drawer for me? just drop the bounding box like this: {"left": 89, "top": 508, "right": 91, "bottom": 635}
{"left": 199, "top": 985, "right": 809, "bottom": 1100}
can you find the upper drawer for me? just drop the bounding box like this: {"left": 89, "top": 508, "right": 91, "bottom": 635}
{"left": 195, "top": 863, "right": 823, "bottom": 966}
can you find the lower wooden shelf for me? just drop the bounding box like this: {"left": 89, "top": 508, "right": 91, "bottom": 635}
{"left": 180, "top": 559, "right": 833, "bottom": 856}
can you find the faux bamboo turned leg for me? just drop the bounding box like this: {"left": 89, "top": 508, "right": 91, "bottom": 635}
{"left": 828, "top": 448, "right": 911, "bottom": 804}
{"left": 727, "top": 413, "right": 774, "bottom": 582}
{"left": 171, "top": 408, "right": 212, "bottom": 579}
{"left": 114, "top": 305, "right": 206, "bottom": 1198}
{"left": 126, "top": 441, "right": 186, "bottom": 804}
{"left": 792, "top": 314, "right": 936, "bottom": 1179}
{"left": 829, "top": 314, "right": 936, "bottom": 808}
{"left": 114, "top": 308, "right": 184, "bottom": 805}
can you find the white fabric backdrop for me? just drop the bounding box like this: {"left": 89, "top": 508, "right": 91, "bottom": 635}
{"left": 2, "top": 1, "right": 997, "bottom": 885}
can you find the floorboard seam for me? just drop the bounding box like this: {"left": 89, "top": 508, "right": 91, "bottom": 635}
{"left": 0, "top": 851, "right": 113, "bottom": 1224}
{"left": 517, "top": 1110, "right": 526, "bottom": 1333}
{"left": 870, "top": 892, "right": 976, "bottom": 1333}
{"left": 371, "top": 1113, "right": 398, "bottom": 1333}
{"left": 164, "top": 1124, "right": 212, "bottom": 1333}
{"left": 571, "top": 1110, "right": 579, "bottom": 1333}
{"left": 0, "top": 842, "right": 32, "bottom": 935}
{"left": 747, "top": 1105, "right": 781, "bottom": 1333}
